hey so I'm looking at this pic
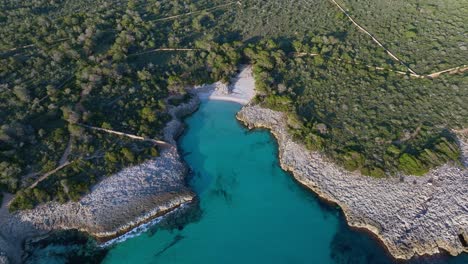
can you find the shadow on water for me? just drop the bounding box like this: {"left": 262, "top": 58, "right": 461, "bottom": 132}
{"left": 182, "top": 151, "right": 193, "bottom": 158}
{"left": 289, "top": 170, "right": 468, "bottom": 264}
{"left": 209, "top": 171, "right": 238, "bottom": 204}
{"left": 147, "top": 199, "right": 203, "bottom": 238}
{"left": 153, "top": 234, "right": 185, "bottom": 258}
{"left": 330, "top": 215, "right": 468, "bottom": 264}
{"left": 23, "top": 230, "right": 108, "bottom": 264}
{"left": 178, "top": 112, "right": 215, "bottom": 195}
{"left": 329, "top": 214, "right": 396, "bottom": 264}
{"left": 256, "top": 126, "right": 468, "bottom": 264}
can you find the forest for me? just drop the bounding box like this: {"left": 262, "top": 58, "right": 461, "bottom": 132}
{"left": 0, "top": 0, "right": 466, "bottom": 210}
{"left": 336, "top": 0, "right": 468, "bottom": 74}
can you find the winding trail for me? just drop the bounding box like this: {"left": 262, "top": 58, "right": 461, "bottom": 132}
{"left": 77, "top": 123, "right": 171, "bottom": 148}
{"left": 128, "top": 48, "right": 198, "bottom": 57}
{"left": 328, "top": 0, "right": 419, "bottom": 75}
{"left": 294, "top": 52, "right": 319, "bottom": 57}
{"left": 427, "top": 65, "right": 468, "bottom": 78}
{"left": 327, "top": 0, "right": 467, "bottom": 78}
{"left": 20, "top": 136, "right": 73, "bottom": 191}
{"left": 294, "top": 52, "right": 465, "bottom": 78}
{"left": 294, "top": 52, "right": 419, "bottom": 77}
{"left": 149, "top": 1, "right": 241, "bottom": 22}
{"left": 26, "top": 161, "right": 72, "bottom": 190}
{"left": 59, "top": 138, "right": 72, "bottom": 166}
{"left": 21, "top": 123, "right": 169, "bottom": 193}
{"left": 0, "top": 38, "right": 70, "bottom": 54}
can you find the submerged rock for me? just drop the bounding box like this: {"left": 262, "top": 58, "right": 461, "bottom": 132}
{"left": 237, "top": 105, "right": 468, "bottom": 260}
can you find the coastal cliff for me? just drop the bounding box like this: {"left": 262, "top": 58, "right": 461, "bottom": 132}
{"left": 0, "top": 96, "right": 201, "bottom": 264}
{"left": 237, "top": 105, "right": 468, "bottom": 260}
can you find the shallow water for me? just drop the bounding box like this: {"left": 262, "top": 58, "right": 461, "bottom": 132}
{"left": 101, "top": 101, "right": 467, "bottom": 264}
{"left": 25, "top": 101, "right": 468, "bottom": 263}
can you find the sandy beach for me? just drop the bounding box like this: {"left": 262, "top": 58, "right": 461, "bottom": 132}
{"left": 195, "top": 64, "right": 467, "bottom": 259}
{"left": 194, "top": 65, "right": 256, "bottom": 105}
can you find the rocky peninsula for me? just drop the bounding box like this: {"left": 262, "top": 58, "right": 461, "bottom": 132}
{"left": 237, "top": 105, "right": 468, "bottom": 260}
{"left": 0, "top": 94, "right": 201, "bottom": 264}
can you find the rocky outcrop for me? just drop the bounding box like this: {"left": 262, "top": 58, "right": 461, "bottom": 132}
{"left": 237, "top": 105, "right": 468, "bottom": 260}
{"left": 0, "top": 96, "right": 201, "bottom": 264}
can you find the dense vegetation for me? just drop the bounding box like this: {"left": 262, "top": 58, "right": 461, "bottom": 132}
{"left": 1, "top": 0, "right": 240, "bottom": 211}
{"left": 1, "top": 0, "right": 466, "bottom": 210}
{"left": 247, "top": 40, "right": 465, "bottom": 177}
{"left": 336, "top": 0, "right": 468, "bottom": 74}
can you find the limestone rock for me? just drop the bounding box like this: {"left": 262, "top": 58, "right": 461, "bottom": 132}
{"left": 0, "top": 96, "right": 201, "bottom": 264}
{"left": 237, "top": 105, "right": 468, "bottom": 260}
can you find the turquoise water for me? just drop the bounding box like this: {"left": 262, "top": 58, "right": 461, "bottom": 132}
{"left": 104, "top": 101, "right": 343, "bottom": 263}
{"left": 26, "top": 100, "right": 467, "bottom": 263}
{"left": 100, "top": 101, "right": 468, "bottom": 264}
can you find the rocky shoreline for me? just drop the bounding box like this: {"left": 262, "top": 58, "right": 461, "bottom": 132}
{"left": 0, "top": 95, "right": 201, "bottom": 264}
{"left": 237, "top": 105, "right": 468, "bottom": 260}
{"left": 0, "top": 66, "right": 254, "bottom": 264}
{"left": 1, "top": 65, "right": 466, "bottom": 263}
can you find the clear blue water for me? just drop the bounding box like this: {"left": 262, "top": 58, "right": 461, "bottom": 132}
{"left": 25, "top": 100, "right": 468, "bottom": 263}
{"left": 101, "top": 101, "right": 468, "bottom": 264}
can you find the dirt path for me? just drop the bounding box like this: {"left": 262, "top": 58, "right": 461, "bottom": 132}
{"left": 26, "top": 161, "right": 72, "bottom": 190}
{"left": 294, "top": 52, "right": 466, "bottom": 79}
{"left": 294, "top": 52, "right": 421, "bottom": 77}
{"left": 150, "top": 1, "right": 240, "bottom": 22}
{"left": 328, "top": 0, "right": 420, "bottom": 76}
{"left": 59, "top": 137, "right": 72, "bottom": 166}
{"left": 294, "top": 52, "right": 319, "bottom": 57}
{"left": 426, "top": 65, "right": 468, "bottom": 78}
{"left": 128, "top": 48, "right": 198, "bottom": 57}
{"left": 1, "top": 37, "right": 70, "bottom": 54}
{"left": 78, "top": 123, "right": 171, "bottom": 148}
{"left": 19, "top": 136, "right": 73, "bottom": 191}
{"left": 327, "top": 0, "right": 468, "bottom": 78}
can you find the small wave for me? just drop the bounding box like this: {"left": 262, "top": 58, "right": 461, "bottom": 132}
{"left": 99, "top": 203, "right": 189, "bottom": 247}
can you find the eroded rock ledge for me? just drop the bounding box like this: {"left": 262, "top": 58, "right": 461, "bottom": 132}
{"left": 0, "top": 96, "right": 201, "bottom": 264}
{"left": 237, "top": 105, "right": 468, "bottom": 260}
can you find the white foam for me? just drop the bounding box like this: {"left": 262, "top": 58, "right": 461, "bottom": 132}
{"left": 99, "top": 203, "right": 189, "bottom": 247}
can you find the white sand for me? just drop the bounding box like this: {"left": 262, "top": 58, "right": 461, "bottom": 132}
{"left": 195, "top": 65, "right": 256, "bottom": 105}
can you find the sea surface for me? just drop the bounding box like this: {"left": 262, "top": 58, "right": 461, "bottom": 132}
{"left": 27, "top": 101, "right": 468, "bottom": 263}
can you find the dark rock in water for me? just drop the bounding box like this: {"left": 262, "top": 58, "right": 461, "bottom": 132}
{"left": 23, "top": 230, "right": 108, "bottom": 264}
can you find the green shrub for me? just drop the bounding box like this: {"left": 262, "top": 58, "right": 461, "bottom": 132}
{"left": 398, "top": 153, "right": 428, "bottom": 176}
{"left": 361, "top": 166, "right": 386, "bottom": 178}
